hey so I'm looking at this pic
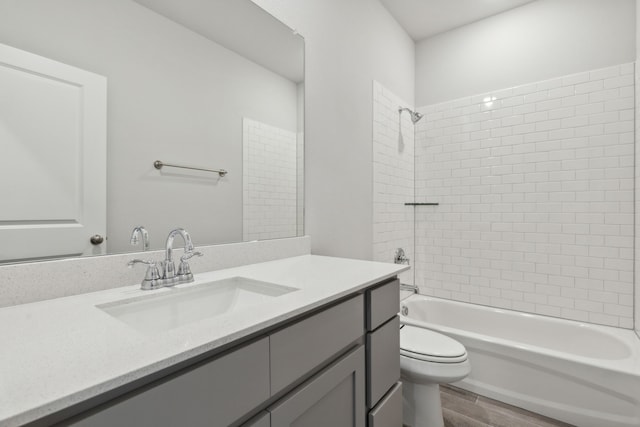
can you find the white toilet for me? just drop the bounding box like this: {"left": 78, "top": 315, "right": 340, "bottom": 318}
{"left": 400, "top": 324, "right": 471, "bottom": 427}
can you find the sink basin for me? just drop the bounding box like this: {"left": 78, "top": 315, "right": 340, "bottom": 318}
{"left": 97, "top": 276, "right": 298, "bottom": 332}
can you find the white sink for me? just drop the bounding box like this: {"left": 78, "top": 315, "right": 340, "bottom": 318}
{"left": 97, "top": 276, "right": 298, "bottom": 333}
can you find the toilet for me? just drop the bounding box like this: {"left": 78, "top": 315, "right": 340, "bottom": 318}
{"left": 400, "top": 324, "right": 471, "bottom": 427}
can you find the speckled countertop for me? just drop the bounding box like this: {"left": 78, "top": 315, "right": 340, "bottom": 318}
{"left": 0, "top": 254, "right": 408, "bottom": 427}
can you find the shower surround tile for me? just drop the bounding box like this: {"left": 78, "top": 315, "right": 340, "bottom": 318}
{"left": 372, "top": 81, "right": 414, "bottom": 285}
{"left": 414, "top": 63, "right": 635, "bottom": 328}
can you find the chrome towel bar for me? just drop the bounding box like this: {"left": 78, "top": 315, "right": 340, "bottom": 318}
{"left": 154, "top": 160, "right": 228, "bottom": 177}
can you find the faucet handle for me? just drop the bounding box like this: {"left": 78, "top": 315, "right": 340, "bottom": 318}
{"left": 180, "top": 251, "right": 203, "bottom": 262}
{"left": 127, "top": 259, "right": 162, "bottom": 290}
{"left": 394, "top": 248, "right": 410, "bottom": 265}
{"left": 176, "top": 252, "right": 202, "bottom": 283}
{"left": 127, "top": 258, "right": 156, "bottom": 268}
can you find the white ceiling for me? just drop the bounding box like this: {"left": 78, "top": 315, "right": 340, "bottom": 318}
{"left": 133, "top": 0, "right": 304, "bottom": 83}
{"left": 379, "top": 0, "right": 538, "bottom": 41}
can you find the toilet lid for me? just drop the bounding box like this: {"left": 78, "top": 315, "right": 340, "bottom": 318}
{"left": 400, "top": 325, "right": 467, "bottom": 363}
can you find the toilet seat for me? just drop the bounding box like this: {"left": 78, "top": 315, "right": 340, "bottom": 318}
{"left": 400, "top": 325, "right": 467, "bottom": 363}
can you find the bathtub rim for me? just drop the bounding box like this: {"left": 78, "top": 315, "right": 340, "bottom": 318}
{"left": 400, "top": 294, "right": 640, "bottom": 377}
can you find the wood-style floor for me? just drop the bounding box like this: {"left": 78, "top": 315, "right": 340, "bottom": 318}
{"left": 440, "top": 385, "right": 576, "bottom": 427}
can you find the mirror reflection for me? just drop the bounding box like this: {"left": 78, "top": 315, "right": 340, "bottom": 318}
{"left": 0, "top": 0, "right": 304, "bottom": 263}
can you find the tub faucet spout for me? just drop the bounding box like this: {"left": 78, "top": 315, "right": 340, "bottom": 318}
{"left": 400, "top": 283, "right": 418, "bottom": 294}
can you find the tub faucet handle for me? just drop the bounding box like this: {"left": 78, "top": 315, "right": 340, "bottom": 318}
{"left": 394, "top": 248, "right": 410, "bottom": 265}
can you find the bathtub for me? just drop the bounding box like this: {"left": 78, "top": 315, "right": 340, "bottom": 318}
{"left": 400, "top": 294, "right": 640, "bottom": 427}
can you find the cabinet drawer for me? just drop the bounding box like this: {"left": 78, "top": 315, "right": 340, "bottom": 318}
{"left": 270, "top": 295, "right": 364, "bottom": 394}
{"left": 366, "top": 316, "right": 400, "bottom": 407}
{"left": 67, "top": 338, "right": 270, "bottom": 427}
{"left": 366, "top": 279, "right": 399, "bottom": 331}
{"left": 368, "top": 382, "right": 402, "bottom": 427}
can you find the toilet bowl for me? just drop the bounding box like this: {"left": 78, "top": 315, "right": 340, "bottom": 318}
{"left": 400, "top": 324, "right": 471, "bottom": 427}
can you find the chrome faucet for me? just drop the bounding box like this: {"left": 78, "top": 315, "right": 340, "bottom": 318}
{"left": 162, "top": 228, "right": 202, "bottom": 286}
{"left": 163, "top": 228, "right": 196, "bottom": 283}
{"left": 130, "top": 226, "right": 150, "bottom": 251}
{"left": 127, "top": 227, "right": 202, "bottom": 290}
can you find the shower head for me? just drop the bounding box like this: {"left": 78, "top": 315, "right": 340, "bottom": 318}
{"left": 398, "top": 107, "right": 424, "bottom": 124}
{"left": 411, "top": 111, "right": 424, "bottom": 123}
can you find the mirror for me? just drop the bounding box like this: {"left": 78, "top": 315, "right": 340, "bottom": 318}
{"left": 0, "top": 0, "right": 304, "bottom": 263}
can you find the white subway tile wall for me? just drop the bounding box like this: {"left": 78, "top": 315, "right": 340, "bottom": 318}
{"left": 243, "top": 118, "right": 298, "bottom": 241}
{"left": 415, "top": 63, "right": 635, "bottom": 328}
{"left": 373, "top": 81, "right": 414, "bottom": 285}
{"left": 296, "top": 132, "right": 304, "bottom": 237}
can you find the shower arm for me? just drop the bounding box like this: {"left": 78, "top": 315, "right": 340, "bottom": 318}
{"left": 398, "top": 106, "right": 424, "bottom": 124}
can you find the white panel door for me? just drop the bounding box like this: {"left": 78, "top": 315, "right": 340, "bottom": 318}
{"left": 0, "top": 43, "right": 106, "bottom": 262}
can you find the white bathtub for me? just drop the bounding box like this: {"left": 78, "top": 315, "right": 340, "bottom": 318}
{"left": 400, "top": 294, "right": 640, "bottom": 427}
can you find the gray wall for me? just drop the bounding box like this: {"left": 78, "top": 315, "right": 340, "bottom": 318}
{"left": 253, "top": 0, "right": 415, "bottom": 259}
{"left": 0, "top": 0, "right": 298, "bottom": 253}
{"left": 416, "top": 0, "right": 636, "bottom": 106}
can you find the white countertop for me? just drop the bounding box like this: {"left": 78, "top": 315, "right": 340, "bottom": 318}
{"left": 0, "top": 255, "right": 407, "bottom": 427}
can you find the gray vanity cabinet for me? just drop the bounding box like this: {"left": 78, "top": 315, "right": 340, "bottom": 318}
{"left": 55, "top": 277, "right": 401, "bottom": 427}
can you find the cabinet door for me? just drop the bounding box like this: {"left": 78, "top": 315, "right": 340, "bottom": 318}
{"left": 269, "top": 346, "right": 365, "bottom": 427}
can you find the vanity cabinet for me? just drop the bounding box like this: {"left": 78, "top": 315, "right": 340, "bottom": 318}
{"left": 57, "top": 278, "right": 400, "bottom": 427}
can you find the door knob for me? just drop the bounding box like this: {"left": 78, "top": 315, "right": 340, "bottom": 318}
{"left": 90, "top": 234, "right": 105, "bottom": 245}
